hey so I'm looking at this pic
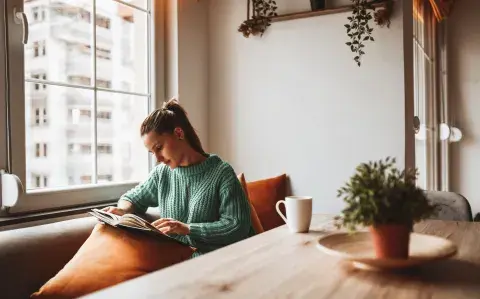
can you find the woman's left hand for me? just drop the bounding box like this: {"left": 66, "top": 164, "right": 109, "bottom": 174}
{"left": 151, "top": 218, "right": 190, "bottom": 235}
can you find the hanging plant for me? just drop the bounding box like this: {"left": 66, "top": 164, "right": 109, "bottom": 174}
{"left": 238, "top": 0, "right": 278, "bottom": 38}
{"left": 345, "top": 0, "right": 393, "bottom": 67}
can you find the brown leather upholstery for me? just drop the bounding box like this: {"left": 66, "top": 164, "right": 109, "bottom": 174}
{"left": 0, "top": 216, "right": 97, "bottom": 299}
{"left": 0, "top": 208, "right": 161, "bottom": 299}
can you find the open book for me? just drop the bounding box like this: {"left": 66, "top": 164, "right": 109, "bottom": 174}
{"left": 88, "top": 208, "right": 189, "bottom": 246}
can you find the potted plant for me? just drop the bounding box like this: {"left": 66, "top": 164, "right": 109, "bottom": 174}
{"left": 238, "top": 0, "right": 278, "bottom": 38}
{"left": 345, "top": 0, "right": 394, "bottom": 66}
{"left": 334, "top": 157, "right": 437, "bottom": 259}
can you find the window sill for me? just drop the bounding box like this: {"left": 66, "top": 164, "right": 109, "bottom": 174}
{"left": 0, "top": 201, "right": 116, "bottom": 227}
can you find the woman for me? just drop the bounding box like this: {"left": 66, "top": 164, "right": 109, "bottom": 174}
{"left": 103, "top": 98, "right": 254, "bottom": 256}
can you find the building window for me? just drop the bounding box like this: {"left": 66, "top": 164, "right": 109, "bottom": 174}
{"left": 83, "top": 45, "right": 111, "bottom": 60}
{"left": 33, "top": 107, "right": 47, "bottom": 126}
{"left": 32, "top": 73, "right": 47, "bottom": 90}
{"left": 80, "top": 109, "right": 91, "bottom": 117}
{"left": 32, "top": 174, "right": 48, "bottom": 188}
{"left": 35, "top": 109, "right": 40, "bottom": 125}
{"left": 42, "top": 74, "right": 47, "bottom": 89}
{"left": 34, "top": 175, "right": 41, "bottom": 188}
{"left": 32, "top": 74, "right": 40, "bottom": 90}
{"left": 34, "top": 41, "right": 39, "bottom": 57}
{"left": 96, "top": 15, "right": 111, "bottom": 29}
{"left": 31, "top": 6, "right": 46, "bottom": 22}
{"left": 32, "top": 7, "right": 39, "bottom": 21}
{"left": 98, "top": 174, "right": 113, "bottom": 182}
{"left": 98, "top": 144, "right": 112, "bottom": 154}
{"left": 96, "top": 79, "right": 111, "bottom": 89}
{"left": 68, "top": 75, "right": 91, "bottom": 86}
{"left": 35, "top": 143, "right": 47, "bottom": 157}
{"left": 33, "top": 41, "right": 46, "bottom": 57}
{"left": 80, "top": 144, "right": 92, "bottom": 154}
{"left": 97, "top": 111, "right": 111, "bottom": 120}
{"left": 80, "top": 175, "right": 92, "bottom": 184}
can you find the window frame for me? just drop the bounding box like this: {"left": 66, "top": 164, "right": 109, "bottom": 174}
{"left": 3, "top": 0, "right": 163, "bottom": 215}
{"left": 1, "top": 2, "right": 7, "bottom": 180}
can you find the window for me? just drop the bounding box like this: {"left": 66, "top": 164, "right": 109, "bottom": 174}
{"left": 33, "top": 175, "right": 41, "bottom": 188}
{"left": 97, "top": 111, "right": 112, "bottom": 120}
{"left": 32, "top": 7, "right": 38, "bottom": 21}
{"left": 33, "top": 41, "right": 46, "bottom": 57}
{"left": 31, "top": 174, "right": 48, "bottom": 188}
{"left": 96, "top": 79, "right": 111, "bottom": 89}
{"left": 31, "top": 6, "right": 46, "bottom": 22}
{"left": 80, "top": 109, "right": 91, "bottom": 117}
{"left": 35, "top": 108, "right": 40, "bottom": 125}
{"left": 98, "top": 144, "right": 112, "bottom": 154}
{"left": 4, "top": 0, "right": 155, "bottom": 214}
{"left": 98, "top": 174, "right": 113, "bottom": 182}
{"left": 96, "top": 15, "right": 111, "bottom": 29}
{"left": 82, "top": 45, "right": 111, "bottom": 60}
{"left": 33, "top": 41, "right": 39, "bottom": 57}
{"left": 35, "top": 143, "right": 47, "bottom": 157}
{"left": 80, "top": 175, "right": 92, "bottom": 184}
{"left": 68, "top": 75, "right": 90, "bottom": 86}
{"left": 33, "top": 107, "right": 47, "bottom": 125}
{"left": 80, "top": 144, "right": 92, "bottom": 154}
{"left": 32, "top": 73, "right": 47, "bottom": 90}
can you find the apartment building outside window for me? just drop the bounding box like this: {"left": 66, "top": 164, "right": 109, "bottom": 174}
{"left": 2, "top": 0, "right": 154, "bottom": 214}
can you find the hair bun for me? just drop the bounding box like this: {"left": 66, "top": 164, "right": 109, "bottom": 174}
{"left": 162, "top": 97, "right": 185, "bottom": 115}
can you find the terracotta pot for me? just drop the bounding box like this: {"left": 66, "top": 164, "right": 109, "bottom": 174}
{"left": 369, "top": 224, "right": 412, "bottom": 259}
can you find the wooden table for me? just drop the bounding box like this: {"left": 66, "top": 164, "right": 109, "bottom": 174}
{"left": 84, "top": 214, "right": 480, "bottom": 298}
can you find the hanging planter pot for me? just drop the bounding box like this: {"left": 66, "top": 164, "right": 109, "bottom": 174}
{"left": 310, "top": 0, "right": 326, "bottom": 10}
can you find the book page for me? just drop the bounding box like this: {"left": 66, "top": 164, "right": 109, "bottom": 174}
{"left": 92, "top": 209, "right": 121, "bottom": 222}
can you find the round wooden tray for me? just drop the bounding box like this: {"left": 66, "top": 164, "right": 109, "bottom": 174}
{"left": 316, "top": 232, "right": 457, "bottom": 270}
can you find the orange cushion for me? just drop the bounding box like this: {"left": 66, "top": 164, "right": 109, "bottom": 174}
{"left": 246, "top": 174, "right": 287, "bottom": 231}
{"left": 237, "top": 173, "right": 265, "bottom": 234}
{"left": 31, "top": 223, "right": 195, "bottom": 298}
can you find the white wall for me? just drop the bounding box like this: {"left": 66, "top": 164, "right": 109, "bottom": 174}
{"left": 448, "top": 0, "right": 480, "bottom": 215}
{"left": 208, "top": 0, "right": 407, "bottom": 213}
{"left": 168, "top": 0, "right": 209, "bottom": 150}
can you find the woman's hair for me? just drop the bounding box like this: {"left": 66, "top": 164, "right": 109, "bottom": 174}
{"left": 140, "top": 98, "right": 205, "bottom": 154}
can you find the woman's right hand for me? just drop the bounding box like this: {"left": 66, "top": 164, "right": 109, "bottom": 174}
{"left": 102, "top": 206, "right": 127, "bottom": 216}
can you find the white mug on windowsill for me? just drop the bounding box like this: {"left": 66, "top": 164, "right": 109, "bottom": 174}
{"left": 276, "top": 196, "right": 312, "bottom": 233}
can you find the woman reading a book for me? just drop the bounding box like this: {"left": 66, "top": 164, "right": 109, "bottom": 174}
{"left": 103, "top": 98, "right": 254, "bottom": 256}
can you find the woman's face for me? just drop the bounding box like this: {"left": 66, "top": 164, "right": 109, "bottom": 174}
{"left": 143, "top": 129, "right": 186, "bottom": 169}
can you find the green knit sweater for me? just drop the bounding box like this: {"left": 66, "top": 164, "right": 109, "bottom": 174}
{"left": 120, "top": 154, "right": 255, "bottom": 256}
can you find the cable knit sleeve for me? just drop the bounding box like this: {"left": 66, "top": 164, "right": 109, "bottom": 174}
{"left": 187, "top": 171, "right": 253, "bottom": 246}
{"left": 120, "top": 167, "right": 160, "bottom": 214}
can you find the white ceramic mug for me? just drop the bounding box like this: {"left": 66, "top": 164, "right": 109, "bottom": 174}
{"left": 276, "top": 196, "right": 313, "bottom": 233}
